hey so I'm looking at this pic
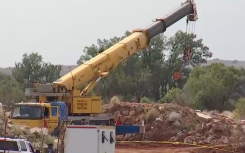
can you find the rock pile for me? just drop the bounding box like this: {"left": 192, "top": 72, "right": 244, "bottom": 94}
{"left": 169, "top": 117, "right": 245, "bottom": 145}
{"left": 104, "top": 102, "right": 245, "bottom": 147}
{"left": 104, "top": 102, "right": 203, "bottom": 141}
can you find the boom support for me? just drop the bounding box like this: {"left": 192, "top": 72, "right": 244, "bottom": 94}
{"left": 52, "top": 0, "right": 198, "bottom": 96}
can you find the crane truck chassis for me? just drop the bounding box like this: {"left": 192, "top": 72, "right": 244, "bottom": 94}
{"left": 10, "top": 0, "right": 198, "bottom": 135}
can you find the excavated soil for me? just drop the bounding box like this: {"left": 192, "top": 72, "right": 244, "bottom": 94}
{"left": 103, "top": 102, "right": 245, "bottom": 152}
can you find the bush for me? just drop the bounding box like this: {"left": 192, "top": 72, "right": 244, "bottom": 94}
{"left": 45, "top": 135, "right": 55, "bottom": 145}
{"left": 146, "top": 108, "right": 159, "bottom": 123}
{"left": 10, "top": 126, "right": 22, "bottom": 136}
{"left": 110, "top": 96, "right": 121, "bottom": 105}
{"left": 158, "top": 97, "right": 165, "bottom": 103}
{"left": 173, "top": 93, "right": 188, "bottom": 106}
{"left": 162, "top": 88, "right": 182, "bottom": 103}
{"left": 140, "top": 97, "right": 153, "bottom": 103}
{"left": 233, "top": 98, "right": 245, "bottom": 119}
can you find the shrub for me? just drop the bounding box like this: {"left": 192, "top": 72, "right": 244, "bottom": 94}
{"left": 233, "top": 98, "right": 245, "bottom": 119}
{"left": 162, "top": 88, "right": 182, "bottom": 103}
{"left": 45, "top": 135, "right": 55, "bottom": 145}
{"left": 10, "top": 126, "right": 22, "bottom": 136}
{"left": 140, "top": 97, "right": 153, "bottom": 103}
{"left": 110, "top": 96, "right": 121, "bottom": 105}
{"left": 146, "top": 108, "right": 159, "bottom": 123}
{"left": 173, "top": 93, "right": 188, "bottom": 106}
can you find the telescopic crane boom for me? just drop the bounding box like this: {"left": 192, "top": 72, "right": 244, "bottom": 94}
{"left": 52, "top": 0, "right": 198, "bottom": 96}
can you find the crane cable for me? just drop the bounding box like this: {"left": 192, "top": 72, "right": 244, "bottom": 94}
{"left": 173, "top": 16, "right": 196, "bottom": 81}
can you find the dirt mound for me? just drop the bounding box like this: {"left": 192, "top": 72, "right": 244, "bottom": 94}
{"left": 104, "top": 102, "right": 202, "bottom": 141}
{"left": 169, "top": 117, "right": 245, "bottom": 144}
{"left": 104, "top": 102, "right": 245, "bottom": 151}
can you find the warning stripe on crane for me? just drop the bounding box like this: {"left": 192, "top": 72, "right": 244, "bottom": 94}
{"left": 116, "top": 141, "right": 238, "bottom": 153}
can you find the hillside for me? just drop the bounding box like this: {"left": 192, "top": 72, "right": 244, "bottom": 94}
{"left": 0, "top": 59, "right": 244, "bottom": 76}
{"left": 0, "top": 65, "right": 78, "bottom": 76}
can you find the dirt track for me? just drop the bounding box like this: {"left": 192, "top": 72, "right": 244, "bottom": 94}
{"left": 116, "top": 144, "right": 233, "bottom": 153}
{"left": 116, "top": 146, "right": 200, "bottom": 153}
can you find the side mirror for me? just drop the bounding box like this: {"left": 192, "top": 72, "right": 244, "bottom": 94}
{"left": 36, "top": 150, "right": 40, "bottom": 153}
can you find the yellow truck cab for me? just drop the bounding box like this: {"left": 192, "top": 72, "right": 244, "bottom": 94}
{"left": 11, "top": 101, "right": 67, "bottom": 134}
{"left": 10, "top": 99, "right": 115, "bottom": 136}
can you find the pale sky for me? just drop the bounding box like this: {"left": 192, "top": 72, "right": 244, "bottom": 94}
{"left": 0, "top": 0, "right": 244, "bottom": 67}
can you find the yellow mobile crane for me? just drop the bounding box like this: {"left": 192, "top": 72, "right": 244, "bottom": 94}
{"left": 10, "top": 0, "right": 198, "bottom": 133}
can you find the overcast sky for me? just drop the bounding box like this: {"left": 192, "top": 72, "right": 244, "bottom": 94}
{"left": 0, "top": 0, "right": 243, "bottom": 67}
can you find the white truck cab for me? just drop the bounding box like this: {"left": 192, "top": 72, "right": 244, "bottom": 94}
{"left": 0, "top": 137, "right": 40, "bottom": 153}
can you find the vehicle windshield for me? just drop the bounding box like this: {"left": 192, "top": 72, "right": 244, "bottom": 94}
{"left": 11, "top": 105, "right": 43, "bottom": 119}
{"left": 0, "top": 141, "right": 19, "bottom": 151}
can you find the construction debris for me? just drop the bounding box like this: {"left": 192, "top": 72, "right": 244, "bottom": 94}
{"left": 104, "top": 102, "right": 245, "bottom": 151}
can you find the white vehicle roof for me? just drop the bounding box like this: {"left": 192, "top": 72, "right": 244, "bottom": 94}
{"left": 0, "top": 137, "right": 36, "bottom": 153}
{"left": 0, "top": 137, "right": 27, "bottom": 141}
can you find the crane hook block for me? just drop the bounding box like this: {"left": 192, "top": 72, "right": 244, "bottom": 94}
{"left": 173, "top": 71, "right": 181, "bottom": 81}
{"left": 183, "top": 47, "right": 193, "bottom": 62}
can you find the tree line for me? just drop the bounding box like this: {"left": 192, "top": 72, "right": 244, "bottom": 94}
{"left": 1, "top": 30, "right": 245, "bottom": 113}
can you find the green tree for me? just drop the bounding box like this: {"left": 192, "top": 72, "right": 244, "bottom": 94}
{"left": 77, "top": 32, "right": 165, "bottom": 101}
{"left": 184, "top": 63, "right": 245, "bottom": 111}
{"left": 139, "top": 34, "right": 167, "bottom": 100}
{"left": 12, "top": 52, "right": 62, "bottom": 87}
{"left": 0, "top": 72, "right": 25, "bottom": 103}
{"left": 42, "top": 63, "right": 62, "bottom": 83}
{"left": 160, "top": 31, "right": 212, "bottom": 94}
{"left": 135, "top": 31, "right": 211, "bottom": 100}
{"left": 77, "top": 30, "right": 211, "bottom": 102}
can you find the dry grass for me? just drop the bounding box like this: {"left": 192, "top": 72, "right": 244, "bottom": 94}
{"left": 110, "top": 96, "right": 121, "bottom": 105}
{"left": 146, "top": 108, "right": 159, "bottom": 123}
